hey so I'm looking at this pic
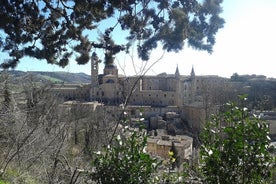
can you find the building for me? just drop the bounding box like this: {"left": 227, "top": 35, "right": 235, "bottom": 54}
{"left": 146, "top": 134, "right": 193, "bottom": 161}
{"left": 53, "top": 56, "right": 231, "bottom": 133}
{"left": 90, "top": 61, "right": 201, "bottom": 107}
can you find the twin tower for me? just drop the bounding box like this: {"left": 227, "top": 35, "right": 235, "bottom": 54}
{"left": 90, "top": 54, "right": 197, "bottom": 106}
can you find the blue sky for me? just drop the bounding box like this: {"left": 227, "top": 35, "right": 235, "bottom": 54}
{"left": 14, "top": 0, "right": 276, "bottom": 78}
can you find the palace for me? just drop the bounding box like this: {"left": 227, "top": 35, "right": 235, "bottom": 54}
{"left": 52, "top": 56, "right": 229, "bottom": 132}
{"left": 89, "top": 54, "right": 227, "bottom": 107}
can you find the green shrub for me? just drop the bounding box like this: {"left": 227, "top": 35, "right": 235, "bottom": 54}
{"left": 200, "top": 96, "right": 273, "bottom": 183}
{"left": 91, "top": 125, "right": 160, "bottom": 184}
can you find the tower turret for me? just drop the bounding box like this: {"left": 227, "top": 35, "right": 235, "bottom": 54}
{"left": 191, "top": 66, "right": 195, "bottom": 79}
{"left": 175, "top": 65, "right": 180, "bottom": 78}
{"left": 175, "top": 65, "right": 182, "bottom": 106}
{"left": 190, "top": 66, "right": 196, "bottom": 103}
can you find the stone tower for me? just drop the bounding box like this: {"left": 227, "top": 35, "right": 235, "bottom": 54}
{"left": 90, "top": 52, "right": 100, "bottom": 101}
{"left": 104, "top": 64, "right": 118, "bottom": 76}
{"left": 190, "top": 66, "right": 196, "bottom": 103}
{"left": 175, "top": 65, "right": 182, "bottom": 106}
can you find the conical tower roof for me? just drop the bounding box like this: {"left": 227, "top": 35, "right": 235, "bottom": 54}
{"left": 175, "top": 65, "right": 180, "bottom": 77}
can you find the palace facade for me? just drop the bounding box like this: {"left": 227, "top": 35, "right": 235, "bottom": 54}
{"left": 90, "top": 56, "right": 199, "bottom": 107}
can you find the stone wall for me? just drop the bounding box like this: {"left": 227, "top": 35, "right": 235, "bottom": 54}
{"left": 91, "top": 81, "right": 124, "bottom": 104}
{"left": 129, "top": 90, "right": 177, "bottom": 106}
{"left": 52, "top": 84, "right": 90, "bottom": 101}
{"left": 180, "top": 105, "right": 206, "bottom": 132}
{"left": 268, "top": 120, "right": 276, "bottom": 140}
{"left": 126, "top": 105, "right": 179, "bottom": 119}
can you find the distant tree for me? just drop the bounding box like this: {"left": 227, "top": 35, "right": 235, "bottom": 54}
{"left": 0, "top": 0, "right": 224, "bottom": 68}
{"left": 230, "top": 75, "right": 276, "bottom": 110}
{"left": 200, "top": 78, "right": 237, "bottom": 122}
{"left": 70, "top": 103, "right": 114, "bottom": 155}
{"left": 0, "top": 72, "right": 12, "bottom": 110}
{"left": 0, "top": 78, "right": 77, "bottom": 183}
{"left": 230, "top": 73, "right": 249, "bottom": 82}
{"left": 230, "top": 73, "right": 239, "bottom": 81}
{"left": 2, "top": 80, "right": 11, "bottom": 108}
{"left": 200, "top": 96, "right": 273, "bottom": 184}
{"left": 259, "top": 95, "right": 273, "bottom": 111}
{"left": 169, "top": 141, "right": 180, "bottom": 170}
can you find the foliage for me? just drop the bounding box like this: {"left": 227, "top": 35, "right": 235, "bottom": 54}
{"left": 1, "top": 168, "right": 39, "bottom": 184}
{"left": 200, "top": 96, "right": 273, "bottom": 184}
{"left": 91, "top": 125, "right": 160, "bottom": 184}
{"left": 230, "top": 73, "right": 276, "bottom": 110}
{"left": 0, "top": 0, "right": 224, "bottom": 68}
{"left": 0, "top": 180, "right": 9, "bottom": 184}
{"left": 150, "top": 161, "right": 204, "bottom": 184}
{"left": 169, "top": 142, "right": 180, "bottom": 170}
{"left": 0, "top": 76, "right": 75, "bottom": 183}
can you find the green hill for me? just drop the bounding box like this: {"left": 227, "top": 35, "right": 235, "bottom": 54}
{"left": 1, "top": 70, "right": 91, "bottom": 84}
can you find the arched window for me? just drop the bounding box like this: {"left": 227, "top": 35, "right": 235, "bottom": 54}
{"left": 106, "top": 79, "right": 115, "bottom": 83}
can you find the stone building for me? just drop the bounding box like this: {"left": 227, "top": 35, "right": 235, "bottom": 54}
{"left": 54, "top": 56, "right": 230, "bottom": 133}
{"left": 89, "top": 54, "right": 202, "bottom": 107}
{"left": 50, "top": 54, "right": 229, "bottom": 110}
{"left": 51, "top": 83, "right": 90, "bottom": 101}
{"left": 146, "top": 134, "right": 193, "bottom": 161}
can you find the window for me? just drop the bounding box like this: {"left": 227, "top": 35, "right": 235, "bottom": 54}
{"left": 101, "top": 91, "right": 104, "bottom": 96}
{"left": 106, "top": 79, "right": 115, "bottom": 83}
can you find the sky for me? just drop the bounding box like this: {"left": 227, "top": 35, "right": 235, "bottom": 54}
{"left": 14, "top": 0, "right": 276, "bottom": 78}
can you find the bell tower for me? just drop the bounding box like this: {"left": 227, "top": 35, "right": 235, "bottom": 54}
{"left": 90, "top": 52, "right": 100, "bottom": 101}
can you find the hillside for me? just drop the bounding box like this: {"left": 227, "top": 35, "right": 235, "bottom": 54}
{"left": 2, "top": 70, "right": 91, "bottom": 84}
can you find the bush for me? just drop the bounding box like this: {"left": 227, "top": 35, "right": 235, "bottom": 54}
{"left": 91, "top": 125, "right": 159, "bottom": 184}
{"left": 200, "top": 96, "right": 273, "bottom": 183}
